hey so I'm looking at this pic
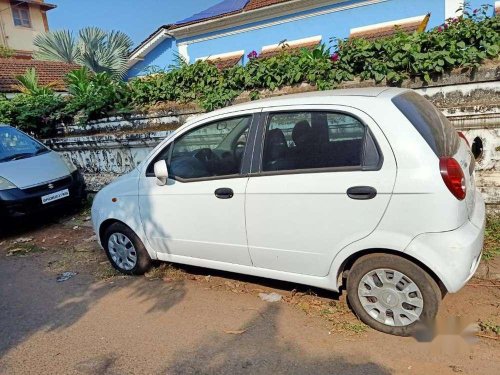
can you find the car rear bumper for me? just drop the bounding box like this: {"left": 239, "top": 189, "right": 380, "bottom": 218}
{"left": 404, "top": 190, "right": 486, "bottom": 293}
{"left": 0, "top": 170, "right": 86, "bottom": 219}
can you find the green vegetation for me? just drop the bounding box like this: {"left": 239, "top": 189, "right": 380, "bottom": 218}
{"left": 478, "top": 320, "right": 500, "bottom": 336}
{"left": 0, "top": 45, "right": 14, "bottom": 58}
{"left": 483, "top": 215, "right": 500, "bottom": 261}
{"left": 0, "top": 69, "right": 65, "bottom": 136}
{"left": 33, "top": 27, "right": 133, "bottom": 78}
{"left": 0, "top": 7, "right": 498, "bottom": 135}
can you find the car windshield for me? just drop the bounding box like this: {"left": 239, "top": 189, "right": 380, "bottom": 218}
{"left": 0, "top": 126, "right": 49, "bottom": 163}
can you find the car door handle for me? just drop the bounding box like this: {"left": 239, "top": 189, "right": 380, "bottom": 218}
{"left": 215, "top": 188, "right": 234, "bottom": 199}
{"left": 347, "top": 186, "right": 377, "bottom": 200}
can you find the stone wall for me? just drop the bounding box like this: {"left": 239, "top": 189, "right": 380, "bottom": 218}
{"left": 43, "top": 64, "right": 500, "bottom": 205}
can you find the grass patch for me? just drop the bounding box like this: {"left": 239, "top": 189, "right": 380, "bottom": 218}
{"left": 283, "top": 291, "right": 367, "bottom": 335}
{"left": 46, "top": 246, "right": 119, "bottom": 281}
{"left": 145, "top": 263, "right": 187, "bottom": 281}
{"left": 483, "top": 215, "right": 500, "bottom": 261}
{"left": 331, "top": 321, "right": 368, "bottom": 334}
{"left": 478, "top": 320, "right": 500, "bottom": 336}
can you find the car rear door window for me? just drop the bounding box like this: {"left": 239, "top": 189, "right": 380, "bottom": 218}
{"left": 261, "top": 111, "right": 379, "bottom": 172}
{"left": 392, "top": 92, "right": 459, "bottom": 157}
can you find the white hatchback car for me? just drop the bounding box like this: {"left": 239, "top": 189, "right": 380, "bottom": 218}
{"left": 92, "top": 88, "right": 485, "bottom": 335}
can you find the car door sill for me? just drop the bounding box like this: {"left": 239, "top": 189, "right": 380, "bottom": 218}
{"left": 156, "top": 252, "right": 339, "bottom": 292}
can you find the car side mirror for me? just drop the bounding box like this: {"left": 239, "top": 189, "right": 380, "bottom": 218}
{"left": 154, "top": 160, "right": 169, "bottom": 186}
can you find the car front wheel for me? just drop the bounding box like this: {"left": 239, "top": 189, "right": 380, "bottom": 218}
{"left": 103, "top": 222, "right": 153, "bottom": 275}
{"left": 347, "top": 253, "right": 441, "bottom": 336}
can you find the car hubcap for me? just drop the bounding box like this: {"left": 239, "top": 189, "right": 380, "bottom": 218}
{"left": 108, "top": 233, "right": 137, "bottom": 271}
{"left": 357, "top": 268, "right": 423, "bottom": 327}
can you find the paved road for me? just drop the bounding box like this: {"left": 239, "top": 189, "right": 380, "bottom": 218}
{"left": 0, "top": 243, "right": 499, "bottom": 374}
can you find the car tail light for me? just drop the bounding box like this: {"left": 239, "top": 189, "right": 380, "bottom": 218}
{"left": 458, "top": 131, "right": 470, "bottom": 147}
{"left": 440, "top": 157, "right": 466, "bottom": 200}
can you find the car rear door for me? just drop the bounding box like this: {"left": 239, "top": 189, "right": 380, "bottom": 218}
{"left": 244, "top": 105, "right": 397, "bottom": 277}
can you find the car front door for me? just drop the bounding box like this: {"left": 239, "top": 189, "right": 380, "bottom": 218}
{"left": 139, "top": 111, "right": 259, "bottom": 266}
{"left": 245, "top": 106, "right": 396, "bottom": 276}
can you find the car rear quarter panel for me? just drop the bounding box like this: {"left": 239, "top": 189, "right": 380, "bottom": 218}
{"left": 328, "top": 97, "right": 470, "bottom": 288}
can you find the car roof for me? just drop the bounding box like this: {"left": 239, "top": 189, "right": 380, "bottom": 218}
{"left": 183, "top": 87, "right": 409, "bottom": 127}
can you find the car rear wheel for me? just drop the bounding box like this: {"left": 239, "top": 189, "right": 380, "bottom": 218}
{"left": 103, "top": 223, "right": 153, "bottom": 275}
{"left": 347, "top": 253, "right": 441, "bottom": 336}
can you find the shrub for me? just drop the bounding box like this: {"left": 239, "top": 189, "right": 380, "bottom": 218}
{"left": 0, "top": 45, "right": 14, "bottom": 58}
{"left": 62, "top": 67, "right": 130, "bottom": 124}
{"left": 9, "top": 93, "right": 65, "bottom": 137}
{"left": 5, "top": 69, "right": 64, "bottom": 136}
{"left": 333, "top": 4, "right": 499, "bottom": 84}
{"left": 2, "top": 5, "right": 499, "bottom": 127}
{"left": 129, "top": 8, "right": 499, "bottom": 111}
{"left": 0, "top": 95, "right": 13, "bottom": 124}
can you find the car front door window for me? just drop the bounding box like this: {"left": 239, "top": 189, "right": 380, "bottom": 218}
{"left": 169, "top": 116, "right": 251, "bottom": 180}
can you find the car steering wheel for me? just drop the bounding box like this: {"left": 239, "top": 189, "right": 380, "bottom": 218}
{"left": 193, "top": 148, "right": 219, "bottom": 163}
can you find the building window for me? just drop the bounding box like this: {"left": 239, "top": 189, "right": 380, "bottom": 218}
{"left": 12, "top": 3, "right": 32, "bottom": 28}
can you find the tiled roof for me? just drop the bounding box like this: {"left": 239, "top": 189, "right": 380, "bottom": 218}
{"left": 244, "top": 0, "right": 293, "bottom": 11}
{"left": 0, "top": 59, "right": 80, "bottom": 93}
{"left": 350, "top": 16, "right": 427, "bottom": 41}
{"left": 207, "top": 53, "right": 244, "bottom": 70}
{"left": 259, "top": 39, "right": 320, "bottom": 59}
{"left": 12, "top": 0, "right": 57, "bottom": 11}
{"left": 350, "top": 22, "right": 422, "bottom": 41}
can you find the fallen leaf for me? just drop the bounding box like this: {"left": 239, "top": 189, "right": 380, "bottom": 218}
{"left": 6, "top": 248, "right": 24, "bottom": 256}
{"left": 13, "top": 237, "right": 33, "bottom": 244}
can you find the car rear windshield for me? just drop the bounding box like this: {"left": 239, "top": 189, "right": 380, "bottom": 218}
{"left": 392, "top": 92, "right": 460, "bottom": 157}
{"left": 0, "top": 126, "right": 48, "bottom": 163}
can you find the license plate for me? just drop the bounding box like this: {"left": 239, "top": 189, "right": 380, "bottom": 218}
{"left": 41, "top": 189, "right": 69, "bottom": 204}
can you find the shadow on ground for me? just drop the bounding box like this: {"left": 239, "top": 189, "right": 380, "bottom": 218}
{"left": 162, "top": 304, "right": 390, "bottom": 375}
{"left": 0, "top": 254, "right": 186, "bottom": 359}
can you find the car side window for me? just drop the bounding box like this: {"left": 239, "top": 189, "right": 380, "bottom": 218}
{"left": 165, "top": 116, "right": 251, "bottom": 180}
{"left": 262, "top": 111, "right": 378, "bottom": 172}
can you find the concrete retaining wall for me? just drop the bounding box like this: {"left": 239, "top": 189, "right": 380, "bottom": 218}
{"left": 44, "top": 64, "right": 500, "bottom": 204}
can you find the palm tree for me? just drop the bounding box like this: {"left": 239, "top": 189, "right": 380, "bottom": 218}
{"left": 33, "top": 27, "right": 133, "bottom": 78}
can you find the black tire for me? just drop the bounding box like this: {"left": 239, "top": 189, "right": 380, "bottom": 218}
{"left": 103, "top": 222, "right": 153, "bottom": 275}
{"left": 347, "top": 253, "right": 441, "bottom": 336}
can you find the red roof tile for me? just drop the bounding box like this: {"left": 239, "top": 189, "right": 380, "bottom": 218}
{"left": 350, "top": 20, "right": 424, "bottom": 41}
{"left": 244, "top": 0, "right": 292, "bottom": 11}
{"left": 258, "top": 39, "right": 320, "bottom": 59}
{"left": 0, "top": 58, "right": 80, "bottom": 93}
{"left": 206, "top": 53, "right": 244, "bottom": 70}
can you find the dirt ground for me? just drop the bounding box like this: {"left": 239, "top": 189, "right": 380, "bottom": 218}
{"left": 0, "top": 208, "right": 499, "bottom": 375}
